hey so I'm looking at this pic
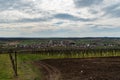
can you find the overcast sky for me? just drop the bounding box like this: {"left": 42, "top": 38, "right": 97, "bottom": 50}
{"left": 0, "top": 0, "right": 120, "bottom": 37}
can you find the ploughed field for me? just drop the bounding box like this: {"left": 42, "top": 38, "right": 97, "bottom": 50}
{"left": 34, "top": 57, "right": 120, "bottom": 80}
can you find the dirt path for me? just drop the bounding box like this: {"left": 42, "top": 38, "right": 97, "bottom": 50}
{"left": 35, "top": 61, "right": 61, "bottom": 80}
{"left": 35, "top": 57, "right": 120, "bottom": 80}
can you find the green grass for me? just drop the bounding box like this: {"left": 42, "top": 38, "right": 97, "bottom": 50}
{"left": 0, "top": 54, "right": 13, "bottom": 80}
{"left": 0, "top": 52, "right": 120, "bottom": 80}
{"left": 0, "top": 54, "right": 41, "bottom": 80}
{"left": 16, "top": 57, "right": 41, "bottom": 80}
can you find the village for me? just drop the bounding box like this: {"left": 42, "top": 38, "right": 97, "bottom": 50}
{"left": 1, "top": 38, "right": 120, "bottom": 50}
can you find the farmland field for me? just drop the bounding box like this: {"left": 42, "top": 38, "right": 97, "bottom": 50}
{"left": 0, "top": 51, "right": 120, "bottom": 80}
{"left": 35, "top": 57, "right": 120, "bottom": 80}
{"left": 0, "top": 38, "right": 120, "bottom": 80}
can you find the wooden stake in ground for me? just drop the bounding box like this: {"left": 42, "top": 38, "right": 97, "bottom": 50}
{"left": 9, "top": 50, "right": 18, "bottom": 77}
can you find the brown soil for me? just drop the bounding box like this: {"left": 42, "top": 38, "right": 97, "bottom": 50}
{"left": 34, "top": 57, "right": 120, "bottom": 80}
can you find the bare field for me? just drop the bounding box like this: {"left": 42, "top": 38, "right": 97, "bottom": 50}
{"left": 34, "top": 57, "right": 120, "bottom": 80}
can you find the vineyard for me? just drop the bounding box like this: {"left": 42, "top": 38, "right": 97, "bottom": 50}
{"left": 0, "top": 50, "right": 120, "bottom": 80}
{"left": 0, "top": 38, "right": 120, "bottom": 80}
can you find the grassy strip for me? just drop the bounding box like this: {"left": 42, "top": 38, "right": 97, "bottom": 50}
{"left": 16, "top": 58, "right": 41, "bottom": 80}
{"left": 0, "top": 54, "right": 41, "bottom": 80}
{"left": 0, "top": 54, "right": 13, "bottom": 80}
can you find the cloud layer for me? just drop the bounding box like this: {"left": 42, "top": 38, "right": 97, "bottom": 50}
{"left": 0, "top": 0, "right": 120, "bottom": 37}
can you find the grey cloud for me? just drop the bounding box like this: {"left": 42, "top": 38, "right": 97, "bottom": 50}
{"left": 89, "top": 9, "right": 99, "bottom": 14}
{"left": 0, "top": 0, "right": 17, "bottom": 10}
{"left": 54, "top": 13, "right": 96, "bottom": 21}
{"left": 0, "top": 0, "right": 34, "bottom": 12}
{"left": 0, "top": 17, "right": 51, "bottom": 23}
{"left": 55, "top": 22, "right": 64, "bottom": 24}
{"left": 86, "top": 24, "right": 120, "bottom": 32}
{"left": 104, "top": 3, "right": 120, "bottom": 17}
{"left": 87, "top": 24, "right": 118, "bottom": 29}
{"left": 87, "top": 24, "right": 113, "bottom": 28}
{"left": 52, "top": 22, "right": 64, "bottom": 26}
{"left": 0, "top": 17, "right": 49, "bottom": 23}
{"left": 0, "top": 20, "right": 14, "bottom": 23}
{"left": 74, "top": 0, "right": 103, "bottom": 8}
{"left": 17, "top": 18, "right": 48, "bottom": 23}
{"left": 0, "top": 0, "right": 52, "bottom": 23}
{"left": 54, "top": 13, "right": 78, "bottom": 20}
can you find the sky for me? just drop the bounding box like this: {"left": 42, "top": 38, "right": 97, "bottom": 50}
{"left": 0, "top": 0, "right": 120, "bottom": 37}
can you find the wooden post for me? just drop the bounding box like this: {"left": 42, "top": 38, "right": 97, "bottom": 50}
{"left": 9, "top": 50, "right": 18, "bottom": 77}
{"left": 14, "top": 51, "right": 18, "bottom": 77}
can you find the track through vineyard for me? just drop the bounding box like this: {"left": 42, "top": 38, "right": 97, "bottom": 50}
{"left": 35, "top": 61, "right": 61, "bottom": 80}
{"left": 35, "top": 57, "right": 120, "bottom": 80}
